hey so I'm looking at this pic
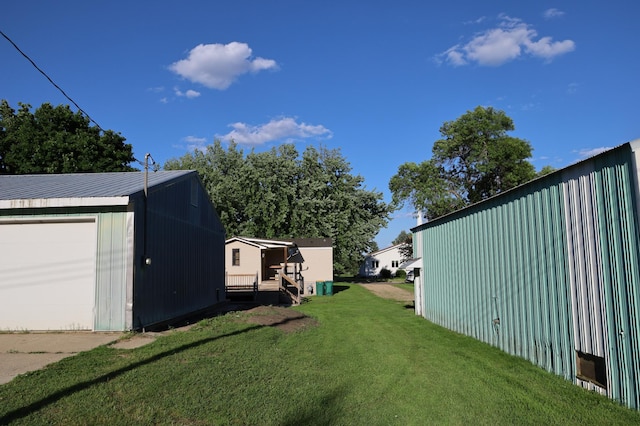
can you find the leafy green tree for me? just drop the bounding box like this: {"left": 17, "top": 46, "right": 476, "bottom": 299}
{"left": 165, "top": 141, "right": 391, "bottom": 274}
{"left": 0, "top": 100, "right": 134, "bottom": 173}
{"left": 392, "top": 230, "right": 413, "bottom": 261}
{"left": 392, "top": 230, "right": 411, "bottom": 246}
{"left": 537, "top": 165, "right": 556, "bottom": 177}
{"left": 390, "top": 106, "right": 538, "bottom": 220}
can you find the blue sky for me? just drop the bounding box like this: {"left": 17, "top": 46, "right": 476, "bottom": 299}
{"left": 2, "top": 1, "right": 639, "bottom": 248}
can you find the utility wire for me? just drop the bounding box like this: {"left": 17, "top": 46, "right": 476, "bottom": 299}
{"left": 0, "top": 29, "right": 104, "bottom": 131}
{"left": 1, "top": 29, "right": 148, "bottom": 166}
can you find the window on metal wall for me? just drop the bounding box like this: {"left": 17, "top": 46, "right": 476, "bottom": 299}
{"left": 232, "top": 248, "right": 240, "bottom": 266}
{"left": 576, "top": 351, "right": 607, "bottom": 389}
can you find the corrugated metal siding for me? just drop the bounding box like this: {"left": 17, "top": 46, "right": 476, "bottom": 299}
{"left": 132, "top": 174, "right": 226, "bottom": 329}
{"left": 94, "top": 212, "right": 131, "bottom": 331}
{"left": 416, "top": 143, "right": 640, "bottom": 410}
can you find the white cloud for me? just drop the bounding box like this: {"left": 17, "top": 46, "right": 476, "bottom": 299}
{"left": 182, "top": 135, "right": 208, "bottom": 151}
{"left": 169, "top": 42, "right": 278, "bottom": 90}
{"left": 567, "top": 82, "right": 579, "bottom": 94}
{"left": 174, "top": 88, "right": 201, "bottom": 98}
{"left": 216, "top": 117, "right": 333, "bottom": 146}
{"left": 464, "top": 16, "right": 486, "bottom": 25}
{"left": 438, "top": 15, "right": 575, "bottom": 66}
{"left": 159, "top": 97, "right": 169, "bottom": 104}
{"left": 544, "top": 8, "right": 565, "bottom": 19}
{"left": 578, "top": 147, "right": 613, "bottom": 158}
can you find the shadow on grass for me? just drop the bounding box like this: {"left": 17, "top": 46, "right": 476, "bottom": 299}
{"left": 282, "top": 386, "right": 349, "bottom": 426}
{"left": 332, "top": 285, "right": 349, "bottom": 295}
{"left": 0, "top": 315, "right": 305, "bottom": 424}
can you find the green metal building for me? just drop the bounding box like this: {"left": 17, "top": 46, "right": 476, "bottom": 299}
{"left": 412, "top": 140, "right": 640, "bottom": 410}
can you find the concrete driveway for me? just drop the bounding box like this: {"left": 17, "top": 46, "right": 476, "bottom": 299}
{"left": 0, "top": 332, "right": 122, "bottom": 385}
{"left": 0, "top": 326, "right": 193, "bottom": 385}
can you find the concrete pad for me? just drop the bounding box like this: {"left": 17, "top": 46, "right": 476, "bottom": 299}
{"left": 0, "top": 332, "right": 122, "bottom": 385}
{"left": 0, "top": 353, "right": 70, "bottom": 385}
{"left": 0, "top": 332, "right": 121, "bottom": 354}
{"left": 110, "top": 334, "right": 158, "bottom": 350}
{"left": 0, "top": 325, "right": 196, "bottom": 385}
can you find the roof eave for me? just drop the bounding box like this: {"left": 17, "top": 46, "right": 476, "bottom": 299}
{"left": 0, "top": 196, "right": 130, "bottom": 209}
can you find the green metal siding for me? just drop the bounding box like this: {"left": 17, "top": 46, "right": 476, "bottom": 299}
{"left": 94, "top": 212, "right": 130, "bottom": 331}
{"left": 415, "top": 142, "right": 640, "bottom": 410}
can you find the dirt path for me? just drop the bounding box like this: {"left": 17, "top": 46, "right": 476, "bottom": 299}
{"left": 359, "top": 283, "right": 414, "bottom": 303}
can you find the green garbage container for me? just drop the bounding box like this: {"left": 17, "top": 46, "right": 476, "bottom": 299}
{"left": 316, "top": 281, "right": 325, "bottom": 296}
{"left": 325, "top": 281, "right": 334, "bottom": 296}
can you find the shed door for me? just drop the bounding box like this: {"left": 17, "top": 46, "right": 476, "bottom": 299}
{"left": 0, "top": 219, "right": 97, "bottom": 330}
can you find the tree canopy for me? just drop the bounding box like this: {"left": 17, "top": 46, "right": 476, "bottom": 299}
{"left": 165, "top": 141, "right": 392, "bottom": 274}
{"left": 392, "top": 230, "right": 413, "bottom": 261}
{"left": 0, "top": 100, "right": 135, "bottom": 174}
{"left": 390, "top": 106, "right": 538, "bottom": 220}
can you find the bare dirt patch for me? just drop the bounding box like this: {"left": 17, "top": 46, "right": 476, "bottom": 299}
{"left": 242, "top": 306, "right": 318, "bottom": 333}
{"left": 360, "top": 283, "right": 414, "bottom": 303}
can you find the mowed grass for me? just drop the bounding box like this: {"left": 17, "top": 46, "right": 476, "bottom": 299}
{"left": 1, "top": 284, "right": 639, "bottom": 425}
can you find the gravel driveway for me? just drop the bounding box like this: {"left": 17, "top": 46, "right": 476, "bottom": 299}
{"left": 359, "top": 283, "right": 414, "bottom": 303}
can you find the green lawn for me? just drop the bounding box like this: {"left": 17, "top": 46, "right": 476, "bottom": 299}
{"left": 1, "top": 284, "right": 638, "bottom": 425}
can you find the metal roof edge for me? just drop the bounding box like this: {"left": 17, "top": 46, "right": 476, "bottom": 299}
{"left": 411, "top": 140, "right": 638, "bottom": 233}
{"left": 0, "top": 196, "right": 130, "bottom": 209}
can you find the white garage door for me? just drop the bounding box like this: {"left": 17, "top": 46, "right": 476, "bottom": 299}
{"left": 0, "top": 219, "right": 97, "bottom": 330}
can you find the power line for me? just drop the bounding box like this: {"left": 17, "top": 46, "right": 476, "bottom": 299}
{"left": 0, "top": 29, "right": 104, "bottom": 131}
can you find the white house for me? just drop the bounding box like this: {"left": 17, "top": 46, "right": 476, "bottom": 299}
{"left": 359, "top": 244, "right": 405, "bottom": 277}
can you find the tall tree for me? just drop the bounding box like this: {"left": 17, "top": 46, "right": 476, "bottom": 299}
{"left": 0, "top": 100, "right": 134, "bottom": 173}
{"left": 390, "top": 106, "right": 537, "bottom": 220}
{"left": 392, "top": 230, "right": 413, "bottom": 261}
{"left": 165, "top": 142, "right": 391, "bottom": 274}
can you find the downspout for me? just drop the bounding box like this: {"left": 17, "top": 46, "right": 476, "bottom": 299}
{"left": 143, "top": 153, "right": 154, "bottom": 267}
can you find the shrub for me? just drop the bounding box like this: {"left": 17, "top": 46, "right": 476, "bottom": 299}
{"left": 380, "top": 268, "right": 392, "bottom": 279}
{"left": 395, "top": 269, "right": 406, "bottom": 279}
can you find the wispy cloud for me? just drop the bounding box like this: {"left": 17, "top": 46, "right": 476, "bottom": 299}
{"left": 174, "top": 88, "right": 201, "bottom": 98}
{"left": 182, "top": 135, "right": 208, "bottom": 151}
{"left": 437, "top": 14, "right": 575, "bottom": 66}
{"left": 576, "top": 147, "right": 613, "bottom": 158}
{"left": 544, "top": 8, "right": 565, "bottom": 19}
{"left": 216, "top": 117, "right": 332, "bottom": 146}
{"left": 567, "top": 82, "right": 579, "bottom": 94}
{"left": 464, "top": 16, "right": 486, "bottom": 25}
{"left": 169, "top": 42, "right": 278, "bottom": 90}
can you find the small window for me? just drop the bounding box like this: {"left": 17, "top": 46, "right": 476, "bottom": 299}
{"left": 576, "top": 351, "right": 607, "bottom": 389}
{"left": 232, "top": 248, "right": 240, "bottom": 266}
{"left": 392, "top": 260, "right": 399, "bottom": 268}
{"left": 372, "top": 260, "right": 379, "bottom": 268}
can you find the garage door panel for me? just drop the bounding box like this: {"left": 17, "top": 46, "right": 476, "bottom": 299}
{"left": 0, "top": 220, "right": 97, "bottom": 330}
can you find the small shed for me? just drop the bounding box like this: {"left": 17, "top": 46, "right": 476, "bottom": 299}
{"left": 0, "top": 171, "right": 225, "bottom": 331}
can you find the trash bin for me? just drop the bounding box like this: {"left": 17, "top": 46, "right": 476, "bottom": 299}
{"left": 325, "top": 281, "right": 334, "bottom": 296}
{"left": 316, "top": 281, "right": 325, "bottom": 296}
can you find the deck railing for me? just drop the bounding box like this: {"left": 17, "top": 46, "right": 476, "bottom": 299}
{"left": 225, "top": 272, "right": 258, "bottom": 297}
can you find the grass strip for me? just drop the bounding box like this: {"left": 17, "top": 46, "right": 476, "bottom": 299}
{"left": 1, "top": 284, "right": 638, "bottom": 425}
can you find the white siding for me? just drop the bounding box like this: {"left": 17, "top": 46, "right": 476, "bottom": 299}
{"left": 0, "top": 218, "right": 97, "bottom": 330}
